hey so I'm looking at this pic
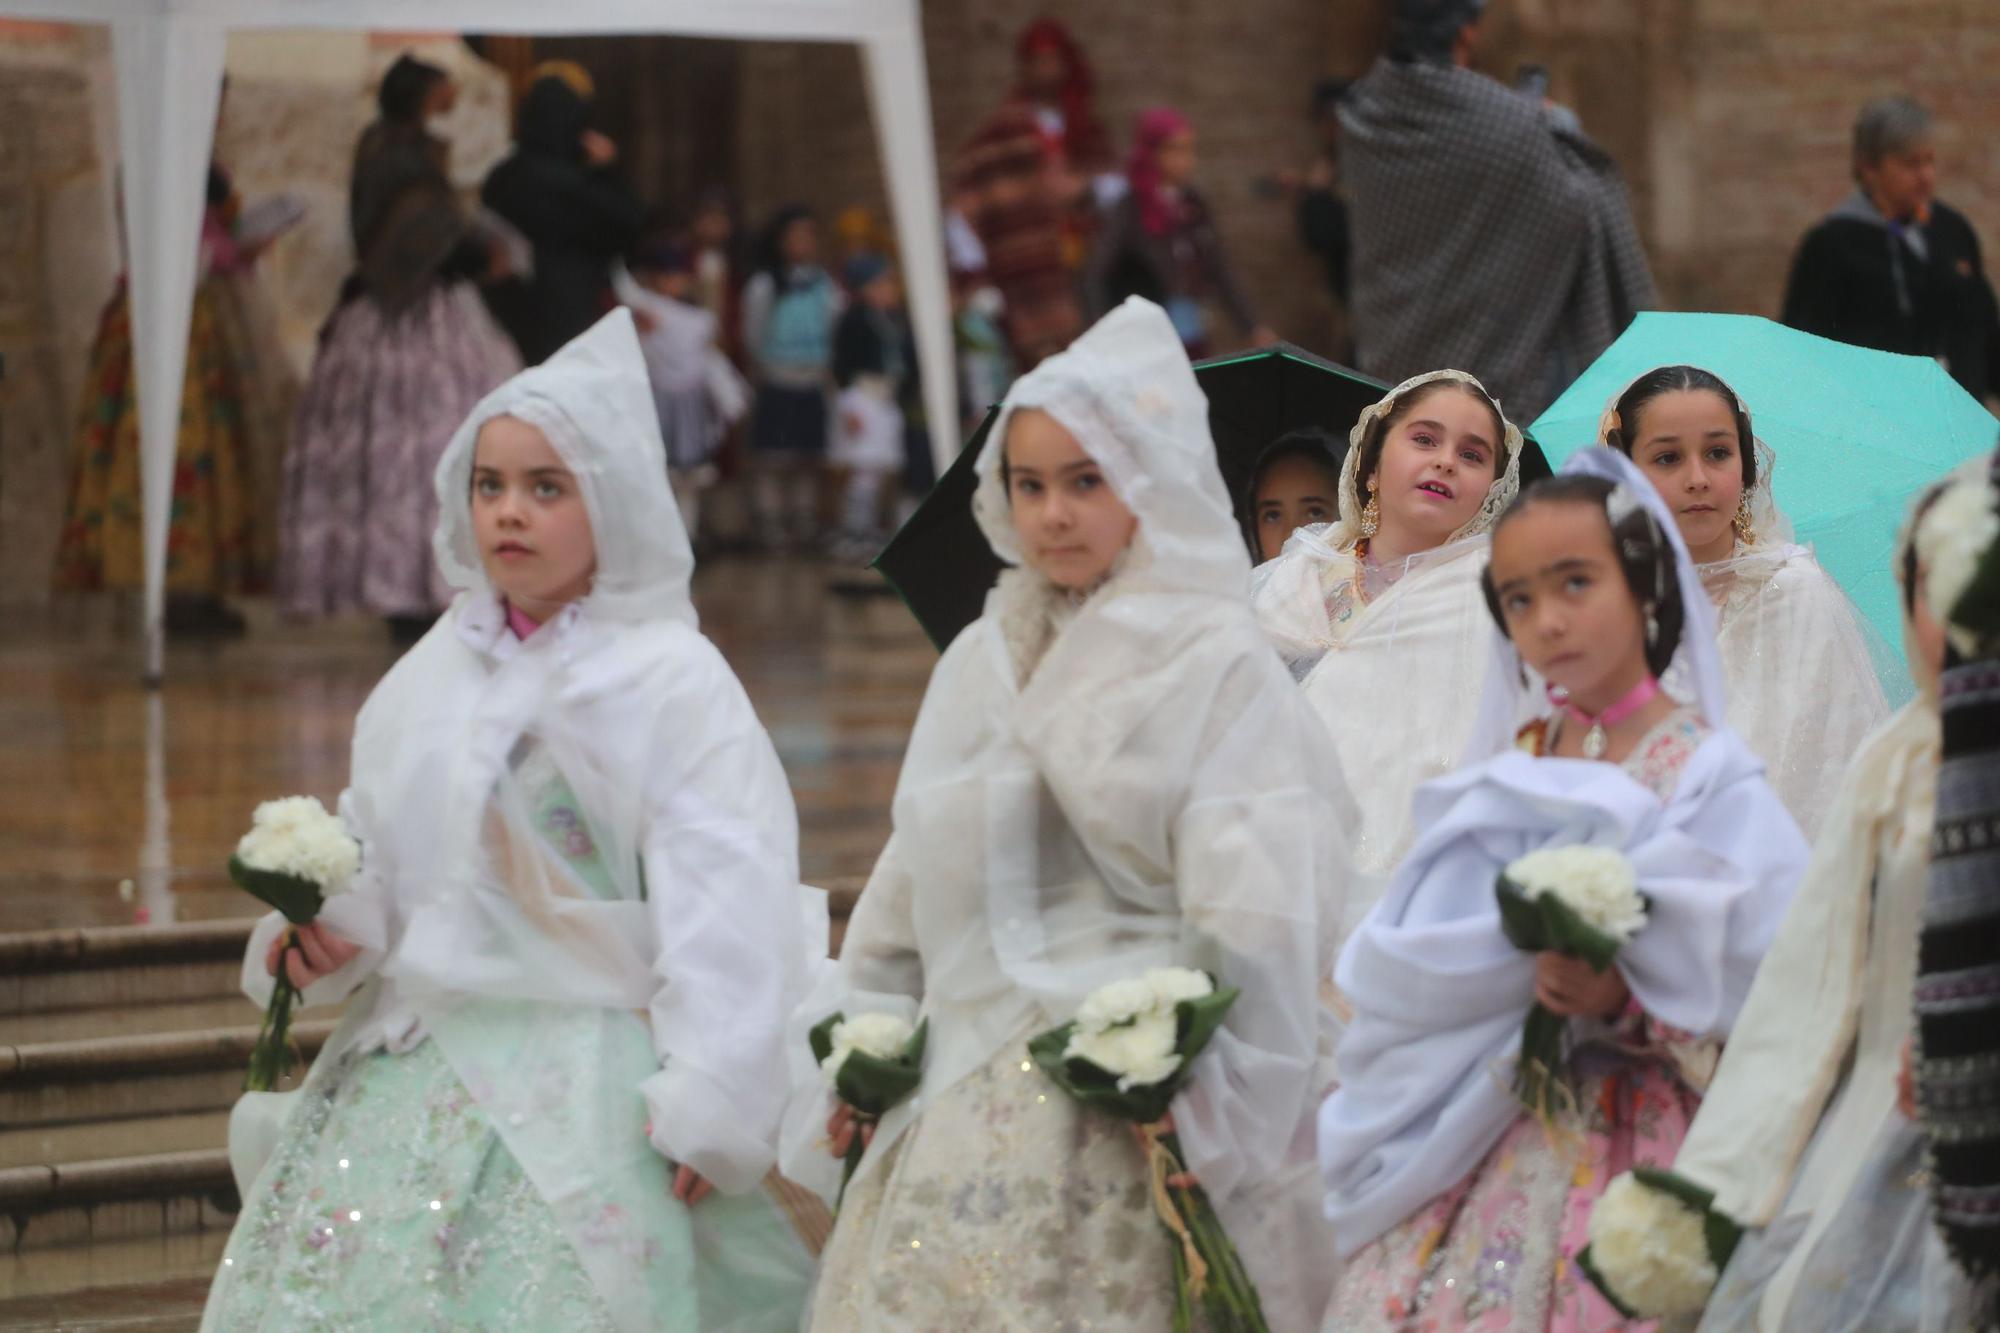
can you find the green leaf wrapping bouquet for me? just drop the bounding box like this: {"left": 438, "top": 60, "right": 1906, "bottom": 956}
{"left": 227, "top": 797, "right": 361, "bottom": 1091}
{"left": 1028, "top": 967, "right": 1267, "bottom": 1333}
{"left": 809, "top": 1011, "right": 927, "bottom": 1211}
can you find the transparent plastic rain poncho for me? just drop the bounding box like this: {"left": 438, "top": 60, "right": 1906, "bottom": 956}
{"left": 781, "top": 297, "right": 1360, "bottom": 1328}
{"left": 230, "top": 311, "right": 823, "bottom": 1330}
{"left": 1318, "top": 447, "right": 1810, "bottom": 1258}
{"left": 1590, "top": 382, "right": 1897, "bottom": 840}
{"left": 1248, "top": 370, "right": 1525, "bottom": 921}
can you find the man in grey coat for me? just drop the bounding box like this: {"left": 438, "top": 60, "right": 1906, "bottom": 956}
{"left": 1340, "top": 0, "right": 1655, "bottom": 421}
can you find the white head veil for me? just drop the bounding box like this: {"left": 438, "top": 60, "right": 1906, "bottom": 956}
{"left": 432, "top": 308, "right": 696, "bottom": 628}
{"left": 1462, "top": 445, "right": 1729, "bottom": 759}
{"left": 972, "top": 295, "right": 1251, "bottom": 599}
{"left": 1280, "top": 368, "right": 1527, "bottom": 565}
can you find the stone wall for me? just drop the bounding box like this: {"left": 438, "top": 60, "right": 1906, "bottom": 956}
{"left": 0, "top": 23, "right": 116, "bottom": 613}
{"left": 1480, "top": 0, "right": 2000, "bottom": 316}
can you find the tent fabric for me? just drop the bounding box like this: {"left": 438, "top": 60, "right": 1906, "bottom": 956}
{"left": 4, "top": 0, "right": 954, "bottom": 680}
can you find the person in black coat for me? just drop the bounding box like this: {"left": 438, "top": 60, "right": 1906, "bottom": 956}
{"left": 481, "top": 68, "right": 644, "bottom": 365}
{"left": 1782, "top": 95, "right": 2000, "bottom": 405}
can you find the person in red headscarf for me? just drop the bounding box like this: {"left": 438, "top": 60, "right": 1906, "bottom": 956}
{"left": 947, "top": 17, "right": 1116, "bottom": 368}
{"left": 1084, "top": 107, "right": 1277, "bottom": 358}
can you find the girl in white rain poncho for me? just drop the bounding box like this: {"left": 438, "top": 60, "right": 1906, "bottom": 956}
{"left": 1600, "top": 364, "right": 1894, "bottom": 839}
{"left": 1318, "top": 449, "right": 1807, "bottom": 1331}
{"left": 1250, "top": 370, "right": 1524, "bottom": 931}
{"left": 203, "top": 311, "right": 822, "bottom": 1332}
{"left": 787, "top": 297, "right": 1358, "bottom": 1331}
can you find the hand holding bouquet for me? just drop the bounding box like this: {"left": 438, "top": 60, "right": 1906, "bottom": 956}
{"left": 228, "top": 797, "right": 361, "bottom": 1091}
{"left": 1029, "top": 968, "right": 1266, "bottom": 1333}
{"left": 1495, "top": 846, "right": 1648, "bottom": 1119}
{"left": 811, "top": 1011, "right": 927, "bottom": 1211}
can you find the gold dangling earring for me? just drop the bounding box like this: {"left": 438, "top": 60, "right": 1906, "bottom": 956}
{"left": 1360, "top": 484, "right": 1380, "bottom": 540}
{"left": 1732, "top": 495, "right": 1756, "bottom": 547}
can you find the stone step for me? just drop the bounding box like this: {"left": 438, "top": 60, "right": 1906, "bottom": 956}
{"left": 18, "top": 996, "right": 270, "bottom": 1048}
{"left": 0, "top": 1147, "right": 238, "bottom": 1255}
{"left": 2, "top": 1022, "right": 335, "bottom": 1130}
{"left": 0, "top": 1109, "right": 231, "bottom": 1172}
{"left": 3, "top": 921, "right": 255, "bottom": 1018}
{"left": 0, "top": 1242, "right": 219, "bottom": 1318}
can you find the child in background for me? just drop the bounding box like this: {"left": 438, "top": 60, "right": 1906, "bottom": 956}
{"left": 614, "top": 238, "right": 749, "bottom": 541}
{"left": 829, "top": 252, "right": 912, "bottom": 560}
{"left": 743, "top": 208, "right": 843, "bottom": 548}
{"left": 953, "top": 275, "right": 1015, "bottom": 432}
{"left": 1239, "top": 426, "right": 1346, "bottom": 563}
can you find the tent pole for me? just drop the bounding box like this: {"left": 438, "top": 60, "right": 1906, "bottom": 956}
{"left": 112, "top": 13, "right": 225, "bottom": 687}
{"left": 862, "top": 4, "right": 959, "bottom": 475}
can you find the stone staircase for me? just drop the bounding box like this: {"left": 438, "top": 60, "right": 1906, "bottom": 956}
{"left": 1, "top": 919, "right": 283, "bottom": 1313}
{"left": 0, "top": 881, "right": 862, "bottom": 1321}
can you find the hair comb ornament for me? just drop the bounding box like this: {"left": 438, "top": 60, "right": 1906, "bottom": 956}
{"left": 1597, "top": 406, "right": 1623, "bottom": 444}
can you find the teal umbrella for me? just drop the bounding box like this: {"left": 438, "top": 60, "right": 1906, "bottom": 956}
{"left": 1532, "top": 311, "right": 1999, "bottom": 666}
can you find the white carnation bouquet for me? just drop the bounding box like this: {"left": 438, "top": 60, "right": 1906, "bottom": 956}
{"left": 1578, "top": 1168, "right": 1742, "bottom": 1320}
{"left": 1030, "top": 968, "right": 1267, "bottom": 1332}
{"left": 808, "top": 1010, "right": 927, "bottom": 1210}
{"left": 1495, "top": 845, "right": 1648, "bottom": 1117}
{"left": 228, "top": 796, "right": 361, "bottom": 1091}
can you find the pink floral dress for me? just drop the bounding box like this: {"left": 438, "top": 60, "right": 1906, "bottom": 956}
{"left": 1328, "top": 710, "right": 1717, "bottom": 1333}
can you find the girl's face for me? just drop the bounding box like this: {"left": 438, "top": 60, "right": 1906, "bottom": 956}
{"left": 1626, "top": 389, "right": 1744, "bottom": 564}
{"left": 470, "top": 416, "right": 597, "bottom": 621}
{"left": 781, "top": 217, "right": 819, "bottom": 267}
{"left": 1157, "top": 129, "right": 1198, "bottom": 188}
{"left": 1252, "top": 452, "right": 1340, "bottom": 563}
{"left": 1368, "top": 386, "right": 1501, "bottom": 553}
{"left": 1489, "top": 500, "right": 1652, "bottom": 710}
{"left": 1004, "top": 409, "right": 1138, "bottom": 591}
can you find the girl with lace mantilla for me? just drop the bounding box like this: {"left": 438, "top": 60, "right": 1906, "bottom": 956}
{"left": 785, "top": 298, "right": 1358, "bottom": 1331}
{"left": 1318, "top": 449, "right": 1808, "bottom": 1332}
{"left": 202, "top": 312, "right": 821, "bottom": 1332}
{"left": 1601, "top": 365, "right": 1894, "bottom": 838}
{"left": 1250, "top": 371, "right": 1524, "bottom": 921}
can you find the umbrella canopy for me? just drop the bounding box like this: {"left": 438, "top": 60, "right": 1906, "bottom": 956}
{"left": 877, "top": 341, "right": 1551, "bottom": 650}
{"left": 1531, "top": 311, "right": 2000, "bottom": 657}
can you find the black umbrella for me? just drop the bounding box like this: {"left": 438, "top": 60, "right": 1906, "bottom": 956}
{"left": 875, "top": 342, "right": 1549, "bottom": 650}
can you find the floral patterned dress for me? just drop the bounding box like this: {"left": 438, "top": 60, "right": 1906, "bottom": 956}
{"left": 201, "top": 746, "right": 812, "bottom": 1331}
{"left": 1329, "top": 709, "right": 1718, "bottom": 1333}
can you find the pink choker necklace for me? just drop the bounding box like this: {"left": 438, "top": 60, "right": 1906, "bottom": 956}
{"left": 1548, "top": 675, "right": 1660, "bottom": 760}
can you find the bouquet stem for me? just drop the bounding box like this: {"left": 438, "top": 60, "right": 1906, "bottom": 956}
{"left": 243, "top": 933, "right": 302, "bottom": 1093}
{"left": 1145, "top": 1127, "right": 1270, "bottom": 1333}
{"left": 834, "top": 1113, "right": 873, "bottom": 1215}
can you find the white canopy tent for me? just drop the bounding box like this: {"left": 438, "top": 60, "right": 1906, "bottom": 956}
{"left": 8, "top": 0, "right": 956, "bottom": 682}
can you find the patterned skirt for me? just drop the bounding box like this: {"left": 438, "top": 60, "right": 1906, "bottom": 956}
{"left": 809, "top": 1027, "right": 1179, "bottom": 1332}
{"left": 1329, "top": 1048, "right": 1700, "bottom": 1333}
{"left": 203, "top": 1006, "right": 816, "bottom": 1332}
{"left": 54, "top": 281, "right": 266, "bottom": 596}
{"left": 277, "top": 283, "right": 518, "bottom": 620}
